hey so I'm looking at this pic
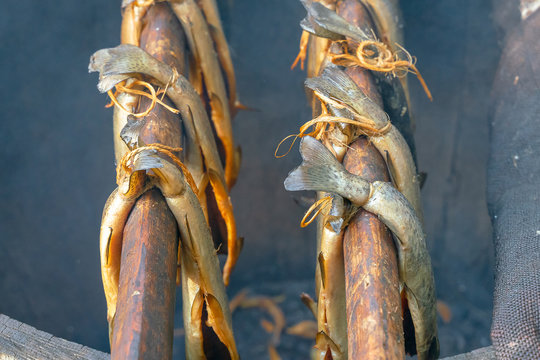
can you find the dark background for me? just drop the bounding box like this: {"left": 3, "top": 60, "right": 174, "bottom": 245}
{"left": 0, "top": 0, "right": 499, "bottom": 358}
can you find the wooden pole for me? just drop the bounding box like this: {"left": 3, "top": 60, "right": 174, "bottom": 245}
{"left": 111, "top": 189, "right": 178, "bottom": 359}
{"left": 342, "top": 138, "right": 405, "bottom": 359}
{"left": 111, "top": 4, "right": 186, "bottom": 359}
{"left": 336, "top": 0, "right": 406, "bottom": 358}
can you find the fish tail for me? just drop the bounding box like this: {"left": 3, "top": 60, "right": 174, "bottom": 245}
{"left": 130, "top": 149, "right": 163, "bottom": 172}
{"left": 284, "top": 136, "right": 345, "bottom": 193}
{"left": 89, "top": 44, "right": 172, "bottom": 92}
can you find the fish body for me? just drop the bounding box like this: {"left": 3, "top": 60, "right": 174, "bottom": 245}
{"left": 90, "top": 45, "right": 224, "bottom": 184}
{"left": 285, "top": 137, "right": 438, "bottom": 359}
{"left": 358, "top": 0, "right": 404, "bottom": 51}
{"left": 90, "top": 45, "right": 240, "bottom": 283}
{"left": 112, "top": 90, "right": 139, "bottom": 165}
{"left": 305, "top": 67, "right": 423, "bottom": 221}
{"left": 131, "top": 149, "right": 239, "bottom": 359}
{"left": 357, "top": 0, "right": 413, "bottom": 123}
{"left": 316, "top": 196, "right": 348, "bottom": 360}
{"left": 99, "top": 171, "right": 152, "bottom": 325}
{"left": 198, "top": 0, "right": 240, "bottom": 113}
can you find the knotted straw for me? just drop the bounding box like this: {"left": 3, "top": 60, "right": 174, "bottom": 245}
{"left": 330, "top": 40, "right": 432, "bottom": 101}
{"left": 301, "top": 196, "right": 333, "bottom": 228}
{"left": 106, "top": 67, "right": 180, "bottom": 118}
{"left": 275, "top": 98, "right": 392, "bottom": 158}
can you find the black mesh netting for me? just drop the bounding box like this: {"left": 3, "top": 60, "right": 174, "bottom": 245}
{"left": 487, "top": 9, "right": 540, "bottom": 359}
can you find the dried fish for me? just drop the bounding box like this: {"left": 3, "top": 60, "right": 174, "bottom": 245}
{"left": 130, "top": 148, "right": 239, "bottom": 360}
{"left": 299, "top": 0, "right": 425, "bottom": 119}
{"left": 170, "top": 0, "right": 239, "bottom": 188}
{"left": 99, "top": 170, "right": 153, "bottom": 329}
{"left": 316, "top": 215, "right": 348, "bottom": 359}
{"left": 305, "top": 67, "right": 423, "bottom": 220}
{"left": 89, "top": 44, "right": 240, "bottom": 284}
{"left": 357, "top": 0, "right": 404, "bottom": 53}
{"left": 284, "top": 136, "right": 439, "bottom": 359}
{"left": 197, "top": 0, "right": 240, "bottom": 113}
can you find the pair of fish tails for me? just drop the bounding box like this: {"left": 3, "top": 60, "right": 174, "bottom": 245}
{"left": 303, "top": 65, "right": 423, "bottom": 220}
{"left": 285, "top": 135, "right": 438, "bottom": 359}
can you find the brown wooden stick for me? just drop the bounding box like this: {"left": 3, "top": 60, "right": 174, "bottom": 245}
{"left": 111, "top": 4, "right": 186, "bottom": 359}
{"left": 111, "top": 189, "right": 178, "bottom": 359}
{"left": 342, "top": 138, "right": 405, "bottom": 359}
{"left": 337, "top": 0, "right": 405, "bottom": 358}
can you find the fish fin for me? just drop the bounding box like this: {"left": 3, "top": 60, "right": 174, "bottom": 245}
{"left": 328, "top": 216, "right": 344, "bottom": 233}
{"left": 131, "top": 149, "right": 164, "bottom": 172}
{"left": 300, "top": 0, "right": 370, "bottom": 42}
{"left": 205, "top": 293, "right": 239, "bottom": 359}
{"left": 328, "top": 194, "right": 345, "bottom": 217}
{"left": 292, "top": 193, "right": 318, "bottom": 208}
{"left": 234, "top": 101, "right": 258, "bottom": 113}
{"left": 120, "top": 115, "right": 147, "bottom": 150}
{"left": 89, "top": 47, "right": 134, "bottom": 92}
{"left": 90, "top": 44, "right": 171, "bottom": 92}
{"left": 284, "top": 136, "right": 344, "bottom": 192}
{"left": 101, "top": 74, "right": 132, "bottom": 94}
{"left": 237, "top": 237, "right": 244, "bottom": 254}
{"left": 190, "top": 289, "right": 205, "bottom": 327}
{"left": 306, "top": 67, "right": 387, "bottom": 124}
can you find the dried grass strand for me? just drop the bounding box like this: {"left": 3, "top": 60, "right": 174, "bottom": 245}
{"left": 274, "top": 104, "right": 391, "bottom": 158}
{"left": 107, "top": 79, "right": 180, "bottom": 117}
{"left": 301, "top": 196, "right": 333, "bottom": 228}
{"left": 331, "top": 40, "right": 432, "bottom": 100}
{"left": 291, "top": 30, "right": 310, "bottom": 71}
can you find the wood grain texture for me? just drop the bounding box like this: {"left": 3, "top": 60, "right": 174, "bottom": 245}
{"left": 336, "top": 0, "right": 406, "bottom": 358}
{"left": 342, "top": 138, "right": 405, "bottom": 360}
{"left": 140, "top": 2, "right": 229, "bottom": 251}
{"left": 111, "top": 189, "right": 178, "bottom": 360}
{"left": 111, "top": 4, "right": 185, "bottom": 360}
{"left": 0, "top": 314, "right": 110, "bottom": 360}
